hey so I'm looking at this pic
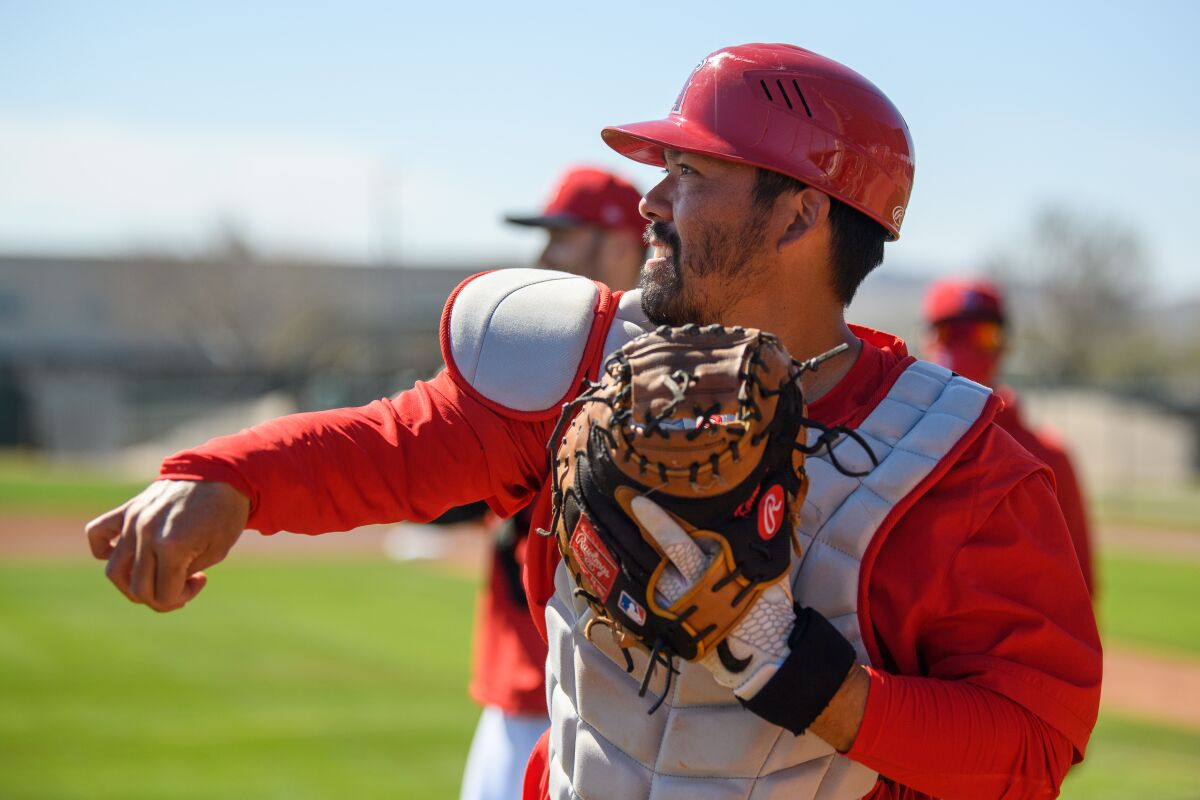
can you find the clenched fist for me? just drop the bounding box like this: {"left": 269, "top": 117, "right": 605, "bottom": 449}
{"left": 85, "top": 480, "right": 250, "bottom": 612}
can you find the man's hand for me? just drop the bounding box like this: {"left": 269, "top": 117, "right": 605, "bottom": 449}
{"left": 631, "top": 494, "right": 867, "bottom": 748}
{"left": 629, "top": 495, "right": 796, "bottom": 700}
{"left": 85, "top": 480, "right": 250, "bottom": 612}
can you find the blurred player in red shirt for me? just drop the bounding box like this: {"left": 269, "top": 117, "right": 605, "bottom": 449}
{"left": 922, "top": 278, "right": 1095, "bottom": 596}
{"left": 457, "top": 166, "right": 645, "bottom": 800}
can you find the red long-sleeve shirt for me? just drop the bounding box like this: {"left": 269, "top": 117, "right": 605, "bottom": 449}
{"left": 160, "top": 327, "right": 1100, "bottom": 800}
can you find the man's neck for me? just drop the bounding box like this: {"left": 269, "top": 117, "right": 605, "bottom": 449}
{"left": 795, "top": 323, "right": 861, "bottom": 403}
{"left": 717, "top": 283, "right": 859, "bottom": 403}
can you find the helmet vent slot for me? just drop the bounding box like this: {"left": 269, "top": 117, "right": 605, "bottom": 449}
{"left": 791, "top": 79, "right": 813, "bottom": 117}
{"left": 758, "top": 77, "right": 813, "bottom": 118}
{"left": 774, "top": 79, "right": 794, "bottom": 110}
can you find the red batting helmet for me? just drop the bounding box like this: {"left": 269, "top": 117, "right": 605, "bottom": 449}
{"left": 602, "top": 43, "right": 915, "bottom": 239}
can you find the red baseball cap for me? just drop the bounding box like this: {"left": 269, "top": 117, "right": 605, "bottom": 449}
{"left": 923, "top": 278, "right": 1007, "bottom": 326}
{"left": 505, "top": 166, "right": 646, "bottom": 244}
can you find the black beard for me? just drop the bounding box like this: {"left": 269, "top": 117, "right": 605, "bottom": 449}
{"left": 639, "top": 208, "right": 771, "bottom": 327}
{"left": 640, "top": 221, "right": 693, "bottom": 326}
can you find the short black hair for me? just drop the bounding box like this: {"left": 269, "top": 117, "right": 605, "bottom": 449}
{"left": 752, "top": 169, "right": 887, "bottom": 306}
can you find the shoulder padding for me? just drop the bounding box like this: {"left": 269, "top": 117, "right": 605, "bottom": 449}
{"left": 441, "top": 269, "right": 628, "bottom": 418}
{"left": 601, "top": 287, "right": 651, "bottom": 364}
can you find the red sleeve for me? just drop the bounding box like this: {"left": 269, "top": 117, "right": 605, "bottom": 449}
{"left": 159, "top": 371, "right": 555, "bottom": 535}
{"left": 850, "top": 470, "right": 1102, "bottom": 799}
{"left": 854, "top": 672, "right": 1076, "bottom": 800}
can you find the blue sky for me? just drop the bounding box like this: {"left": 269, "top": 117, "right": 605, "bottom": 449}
{"left": 2, "top": 0, "right": 1197, "bottom": 297}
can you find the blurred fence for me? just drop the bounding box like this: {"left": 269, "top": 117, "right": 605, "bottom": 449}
{"left": 3, "top": 255, "right": 1197, "bottom": 491}
{"left": 1021, "top": 388, "right": 1197, "bottom": 494}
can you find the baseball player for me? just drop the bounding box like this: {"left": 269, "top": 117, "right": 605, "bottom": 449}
{"left": 458, "top": 166, "right": 645, "bottom": 800}
{"left": 922, "top": 277, "right": 1095, "bottom": 596}
{"left": 87, "top": 44, "right": 1100, "bottom": 800}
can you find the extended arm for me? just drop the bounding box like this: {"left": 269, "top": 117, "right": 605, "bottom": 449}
{"left": 160, "top": 373, "right": 553, "bottom": 533}
{"left": 87, "top": 372, "right": 553, "bottom": 611}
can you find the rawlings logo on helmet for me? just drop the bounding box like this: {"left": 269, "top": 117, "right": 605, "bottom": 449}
{"left": 892, "top": 206, "right": 905, "bottom": 228}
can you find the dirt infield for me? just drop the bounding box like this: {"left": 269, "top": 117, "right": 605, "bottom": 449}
{"left": 6, "top": 514, "right": 1199, "bottom": 730}
{"left": 1103, "top": 646, "right": 1200, "bottom": 729}
{"left": 1100, "top": 524, "right": 1200, "bottom": 560}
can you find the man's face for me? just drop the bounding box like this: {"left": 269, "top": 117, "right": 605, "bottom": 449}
{"left": 639, "top": 150, "right": 775, "bottom": 326}
{"left": 538, "top": 227, "right": 606, "bottom": 277}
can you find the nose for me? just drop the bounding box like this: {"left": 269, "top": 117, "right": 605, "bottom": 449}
{"left": 639, "top": 174, "right": 673, "bottom": 223}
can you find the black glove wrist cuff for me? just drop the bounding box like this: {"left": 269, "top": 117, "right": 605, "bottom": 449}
{"left": 740, "top": 606, "right": 856, "bottom": 734}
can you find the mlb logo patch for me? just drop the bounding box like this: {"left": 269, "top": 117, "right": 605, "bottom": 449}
{"left": 618, "top": 591, "right": 647, "bottom": 626}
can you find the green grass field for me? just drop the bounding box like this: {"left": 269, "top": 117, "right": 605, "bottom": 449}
{"left": 0, "top": 453, "right": 151, "bottom": 516}
{"left": 0, "top": 560, "right": 480, "bottom": 799}
{"left": 1061, "top": 713, "right": 1200, "bottom": 799}
{"left": 1098, "top": 550, "right": 1200, "bottom": 657}
{"left": 3, "top": 551, "right": 1200, "bottom": 799}
{"left": 2, "top": 453, "right": 1199, "bottom": 798}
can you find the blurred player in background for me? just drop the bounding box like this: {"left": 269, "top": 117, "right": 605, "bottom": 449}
{"left": 923, "top": 277, "right": 1096, "bottom": 596}
{"left": 505, "top": 165, "right": 646, "bottom": 288}
{"left": 457, "top": 166, "right": 645, "bottom": 800}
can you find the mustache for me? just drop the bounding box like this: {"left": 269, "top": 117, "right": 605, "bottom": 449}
{"left": 644, "top": 221, "right": 681, "bottom": 254}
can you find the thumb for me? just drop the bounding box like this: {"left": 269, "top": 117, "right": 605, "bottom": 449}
{"left": 630, "top": 496, "right": 708, "bottom": 584}
{"left": 85, "top": 504, "right": 128, "bottom": 559}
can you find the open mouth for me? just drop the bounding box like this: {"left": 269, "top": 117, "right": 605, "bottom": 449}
{"left": 646, "top": 240, "right": 674, "bottom": 267}
{"left": 644, "top": 222, "right": 681, "bottom": 271}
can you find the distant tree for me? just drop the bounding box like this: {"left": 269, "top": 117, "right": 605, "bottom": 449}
{"left": 986, "top": 206, "right": 1152, "bottom": 382}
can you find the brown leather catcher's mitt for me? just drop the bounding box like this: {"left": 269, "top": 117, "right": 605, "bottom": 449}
{"left": 548, "top": 324, "right": 848, "bottom": 693}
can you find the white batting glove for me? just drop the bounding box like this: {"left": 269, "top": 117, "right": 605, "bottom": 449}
{"left": 630, "top": 495, "right": 796, "bottom": 700}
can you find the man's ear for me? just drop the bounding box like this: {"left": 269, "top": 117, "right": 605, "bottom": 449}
{"left": 777, "top": 188, "right": 830, "bottom": 251}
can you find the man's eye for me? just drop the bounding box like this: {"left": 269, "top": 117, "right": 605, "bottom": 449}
{"left": 678, "top": 163, "right": 695, "bottom": 175}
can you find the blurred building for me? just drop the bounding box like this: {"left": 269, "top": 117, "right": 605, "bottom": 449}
{"left": 0, "top": 254, "right": 476, "bottom": 461}
{"left": 1, "top": 254, "right": 1196, "bottom": 490}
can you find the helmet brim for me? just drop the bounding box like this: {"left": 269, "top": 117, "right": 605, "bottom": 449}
{"left": 601, "top": 118, "right": 749, "bottom": 169}
{"left": 603, "top": 117, "right": 901, "bottom": 241}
